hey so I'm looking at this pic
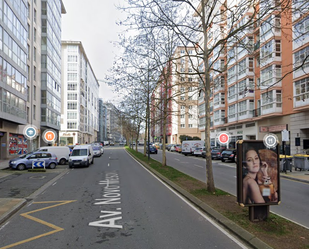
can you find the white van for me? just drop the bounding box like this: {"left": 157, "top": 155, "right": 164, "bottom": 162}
{"left": 182, "top": 140, "right": 205, "bottom": 156}
{"left": 38, "top": 146, "right": 71, "bottom": 165}
{"left": 68, "top": 144, "right": 94, "bottom": 168}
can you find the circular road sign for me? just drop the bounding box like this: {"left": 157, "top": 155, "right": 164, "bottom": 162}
{"left": 23, "top": 125, "right": 38, "bottom": 140}
{"left": 263, "top": 133, "right": 278, "bottom": 149}
{"left": 218, "top": 133, "right": 229, "bottom": 145}
{"left": 42, "top": 130, "right": 57, "bottom": 143}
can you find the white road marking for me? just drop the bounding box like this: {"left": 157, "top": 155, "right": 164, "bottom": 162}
{"left": 52, "top": 182, "right": 57, "bottom": 186}
{"left": 0, "top": 221, "right": 10, "bottom": 231}
{"left": 108, "top": 163, "right": 110, "bottom": 167}
{"left": 194, "top": 164, "right": 203, "bottom": 168}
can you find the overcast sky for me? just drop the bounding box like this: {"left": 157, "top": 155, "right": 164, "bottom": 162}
{"left": 62, "top": 0, "right": 125, "bottom": 103}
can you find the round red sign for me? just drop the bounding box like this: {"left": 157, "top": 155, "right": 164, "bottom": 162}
{"left": 218, "top": 133, "right": 229, "bottom": 144}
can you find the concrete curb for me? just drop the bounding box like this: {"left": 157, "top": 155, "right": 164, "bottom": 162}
{"left": 128, "top": 151, "right": 273, "bottom": 249}
{"left": 0, "top": 198, "right": 27, "bottom": 225}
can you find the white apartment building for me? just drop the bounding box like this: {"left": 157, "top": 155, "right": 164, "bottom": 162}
{"left": 60, "top": 41, "right": 99, "bottom": 145}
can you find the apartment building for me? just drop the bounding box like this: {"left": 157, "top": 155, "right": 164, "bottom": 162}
{"left": 198, "top": 0, "right": 309, "bottom": 154}
{"left": 40, "top": 0, "right": 65, "bottom": 146}
{"left": 98, "top": 98, "right": 107, "bottom": 142}
{"left": 290, "top": 2, "right": 309, "bottom": 154}
{"left": 0, "top": 0, "right": 28, "bottom": 159}
{"left": 104, "top": 102, "right": 121, "bottom": 143}
{"left": 60, "top": 41, "right": 99, "bottom": 145}
{"left": 0, "top": 0, "right": 65, "bottom": 159}
{"left": 151, "top": 46, "right": 200, "bottom": 144}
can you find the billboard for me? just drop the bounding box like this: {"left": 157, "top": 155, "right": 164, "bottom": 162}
{"left": 237, "top": 140, "right": 280, "bottom": 207}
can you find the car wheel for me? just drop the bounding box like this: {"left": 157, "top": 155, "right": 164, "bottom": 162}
{"left": 221, "top": 159, "right": 225, "bottom": 162}
{"left": 49, "top": 163, "right": 56, "bottom": 169}
{"left": 69, "top": 165, "right": 73, "bottom": 168}
{"left": 17, "top": 164, "right": 26, "bottom": 171}
{"left": 156, "top": 151, "right": 158, "bottom": 154}
{"left": 59, "top": 158, "right": 66, "bottom": 165}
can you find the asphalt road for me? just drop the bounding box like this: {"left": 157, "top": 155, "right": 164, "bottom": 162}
{"left": 0, "top": 147, "right": 248, "bottom": 249}
{"left": 145, "top": 148, "right": 309, "bottom": 229}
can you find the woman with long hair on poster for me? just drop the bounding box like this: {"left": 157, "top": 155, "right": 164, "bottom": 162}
{"left": 243, "top": 148, "right": 265, "bottom": 204}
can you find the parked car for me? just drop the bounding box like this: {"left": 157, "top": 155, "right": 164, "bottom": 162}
{"left": 175, "top": 144, "right": 182, "bottom": 153}
{"left": 193, "top": 147, "right": 204, "bottom": 157}
{"left": 202, "top": 148, "right": 206, "bottom": 158}
{"left": 92, "top": 146, "right": 102, "bottom": 157}
{"left": 220, "top": 149, "right": 237, "bottom": 162}
{"left": 146, "top": 145, "right": 158, "bottom": 154}
{"left": 9, "top": 151, "right": 58, "bottom": 170}
{"left": 211, "top": 148, "right": 225, "bottom": 160}
{"left": 166, "top": 144, "right": 175, "bottom": 151}
{"left": 170, "top": 145, "right": 177, "bottom": 152}
{"left": 69, "top": 144, "right": 94, "bottom": 168}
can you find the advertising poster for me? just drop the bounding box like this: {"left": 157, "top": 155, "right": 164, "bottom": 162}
{"left": 9, "top": 134, "right": 27, "bottom": 156}
{"left": 237, "top": 140, "right": 280, "bottom": 207}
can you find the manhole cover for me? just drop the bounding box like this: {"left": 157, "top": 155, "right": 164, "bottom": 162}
{"left": 29, "top": 176, "right": 46, "bottom": 179}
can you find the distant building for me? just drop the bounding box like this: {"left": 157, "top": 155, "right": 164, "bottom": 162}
{"left": 104, "top": 102, "right": 121, "bottom": 143}
{"left": 98, "top": 99, "right": 107, "bottom": 142}
{"left": 60, "top": 41, "right": 99, "bottom": 145}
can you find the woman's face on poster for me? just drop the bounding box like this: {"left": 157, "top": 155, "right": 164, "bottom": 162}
{"left": 245, "top": 150, "right": 260, "bottom": 173}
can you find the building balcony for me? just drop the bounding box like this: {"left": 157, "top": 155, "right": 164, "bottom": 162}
{"left": 261, "top": 103, "right": 282, "bottom": 115}
{"left": 214, "top": 117, "right": 225, "bottom": 126}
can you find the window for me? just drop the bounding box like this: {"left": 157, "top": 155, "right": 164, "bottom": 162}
{"left": 67, "top": 122, "right": 77, "bottom": 129}
{"left": 34, "top": 9, "right": 37, "bottom": 23}
{"left": 34, "top": 47, "right": 36, "bottom": 61}
{"left": 67, "top": 102, "right": 77, "bottom": 110}
{"left": 188, "top": 124, "right": 193, "bottom": 128}
{"left": 67, "top": 112, "right": 77, "bottom": 119}
{"left": 180, "top": 124, "right": 185, "bottom": 128}
{"left": 68, "top": 93, "right": 77, "bottom": 100}
{"left": 33, "top": 66, "right": 36, "bottom": 81}
{"left": 275, "top": 40, "right": 281, "bottom": 57}
{"left": 33, "top": 105, "right": 36, "bottom": 120}
{"left": 294, "top": 45, "right": 309, "bottom": 70}
{"left": 294, "top": 77, "right": 309, "bottom": 101}
{"left": 33, "top": 85, "right": 36, "bottom": 100}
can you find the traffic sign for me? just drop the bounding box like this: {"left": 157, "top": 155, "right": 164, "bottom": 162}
{"left": 42, "top": 130, "right": 57, "bottom": 143}
{"left": 218, "top": 133, "right": 229, "bottom": 145}
{"left": 263, "top": 133, "right": 278, "bottom": 149}
{"left": 32, "top": 161, "right": 45, "bottom": 168}
{"left": 281, "top": 129, "right": 289, "bottom": 142}
{"left": 23, "top": 125, "right": 38, "bottom": 140}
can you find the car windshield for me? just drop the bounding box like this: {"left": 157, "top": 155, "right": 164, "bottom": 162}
{"left": 222, "top": 150, "right": 233, "bottom": 155}
{"left": 93, "top": 146, "right": 100, "bottom": 150}
{"left": 71, "top": 149, "right": 87, "bottom": 156}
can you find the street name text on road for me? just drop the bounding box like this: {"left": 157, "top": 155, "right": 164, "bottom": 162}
{"left": 89, "top": 172, "right": 123, "bottom": 229}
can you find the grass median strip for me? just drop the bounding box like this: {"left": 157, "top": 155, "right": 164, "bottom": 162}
{"left": 126, "top": 146, "right": 309, "bottom": 249}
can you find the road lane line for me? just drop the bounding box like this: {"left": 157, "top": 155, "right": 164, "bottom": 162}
{"left": 194, "top": 164, "right": 203, "bottom": 168}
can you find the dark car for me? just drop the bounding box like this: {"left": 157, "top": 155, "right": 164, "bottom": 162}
{"left": 9, "top": 151, "right": 58, "bottom": 170}
{"left": 220, "top": 149, "right": 237, "bottom": 162}
{"left": 147, "top": 145, "right": 158, "bottom": 154}
{"left": 211, "top": 148, "right": 225, "bottom": 160}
